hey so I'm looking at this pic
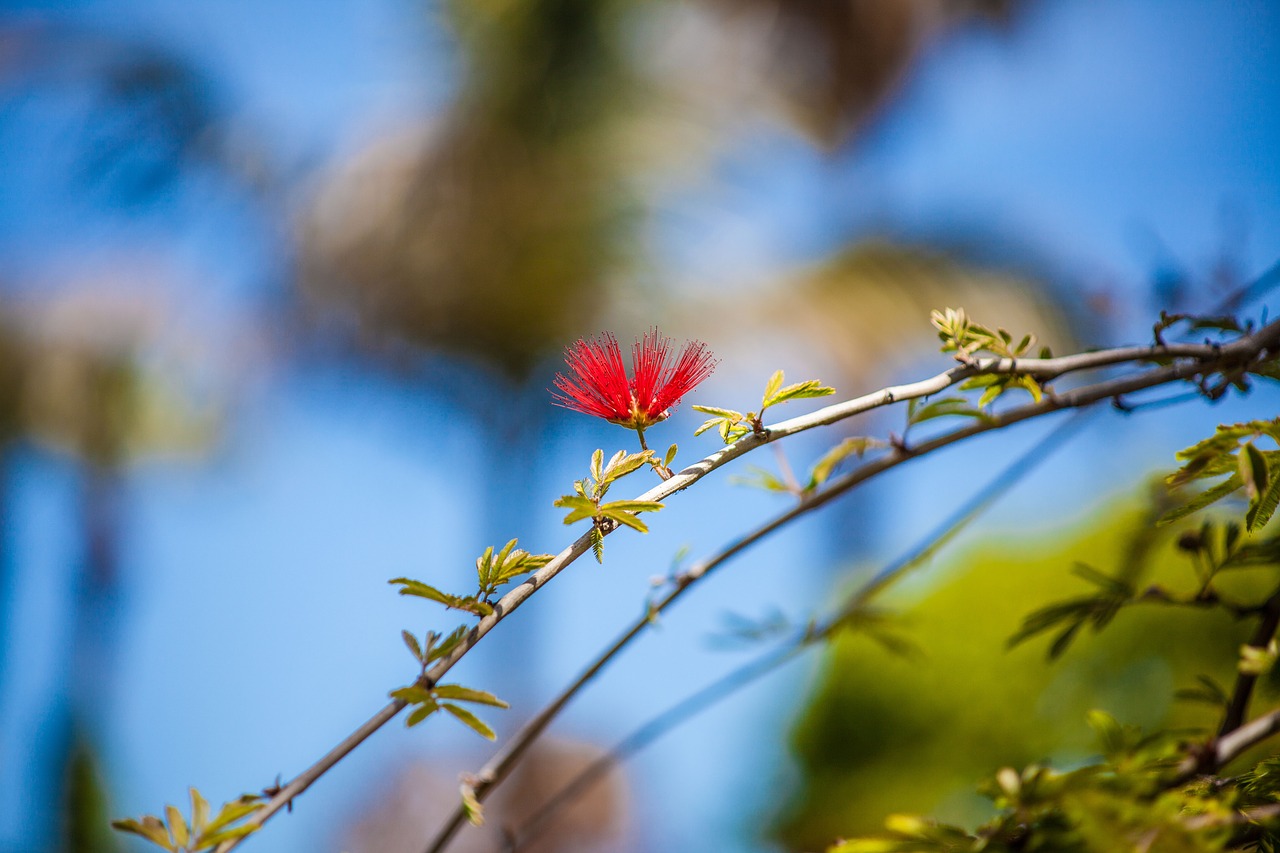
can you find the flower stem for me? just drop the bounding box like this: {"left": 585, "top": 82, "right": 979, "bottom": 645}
{"left": 635, "top": 426, "right": 649, "bottom": 453}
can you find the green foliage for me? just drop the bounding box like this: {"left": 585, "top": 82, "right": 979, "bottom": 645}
{"left": 930, "top": 307, "right": 1051, "bottom": 406}
{"left": 390, "top": 679, "right": 508, "bottom": 738}
{"left": 554, "top": 449, "right": 664, "bottom": 562}
{"left": 389, "top": 537, "right": 553, "bottom": 622}
{"left": 787, "top": 411, "right": 1280, "bottom": 853}
{"left": 827, "top": 709, "right": 1280, "bottom": 853}
{"left": 694, "top": 369, "right": 834, "bottom": 445}
{"left": 1160, "top": 420, "right": 1280, "bottom": 530}
{"left": 474, "top": 539, "right": 553, "bottom": 599}
{"left": 775, "top": 498, "right": 1272, "bottom": 850}
{"left": 112, "top": 789, "right": 262, "bottom": 852}
{"left": 400, "top": 626, "right": 470, "bottom": 670}
{"left": 930, "top": 307, "right": 1046, "bottom": 361}
{"left": 808, "top": 438, "right": 885, "bottom": 492}
{"left": 905, "top": 395, "right": 992, "bottom": 430}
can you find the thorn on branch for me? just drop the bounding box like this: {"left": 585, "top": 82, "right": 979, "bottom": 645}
{"left": 263, "top": 774, "right": 293, "bottom": 813}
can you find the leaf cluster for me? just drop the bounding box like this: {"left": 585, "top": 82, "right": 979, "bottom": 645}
{"left": 1010, "top": 519, "right": 1280, "bottom": 661}
{"left": 930, "top": 307, "right": 1050, "bottom": 406}
{"left": 830, "top": 710, "right": 1280, "bottom": 853}
{"left": 1160, "top": 419, "right": 1280, "bottom": 531}
{"left": 694, "top": 369, "right": 834, "bottom": 445}
{"left": 732, "top": 436, "right": 884, "bottom": 498}
{"left": 389, "top": 538, "right": 553, "bottom": 617}
{"left": 389, "top": 678, "right": 509, "bottom": 738}
{"left": 554, "top": 449, "right": 664, "bottom": 562}
{"left": 112, "top": 789, "right": 262, "bottom": 852}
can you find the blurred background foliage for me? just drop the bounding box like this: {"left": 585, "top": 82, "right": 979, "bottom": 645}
{"left": 773, "top": 492, "right": 1276, "bottom": 850}
{"left": 1, "top": 0, "right": 1278, "bottom": 851}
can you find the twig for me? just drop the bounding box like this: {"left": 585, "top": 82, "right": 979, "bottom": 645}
{"left": 1176, "top": 706, "right": 1280, "bottom": 782}
{"left": 217, "top": 316, "right": 1280, "bottom": 852}
{"left": 1220, "top": 591, "right": 1280, "bottom": 736}
{"left": 498, "top": 413, "right": 1091, "bottom": 852}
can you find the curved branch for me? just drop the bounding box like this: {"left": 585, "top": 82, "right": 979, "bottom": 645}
{"left": 217, "top": 316, "right": 1280, "bottom": 851}
{"left": 493, "top": 414, "right": 1089, "bottom": 852}
{"left": 423, "top": 329, "right": 1280, "bottom": 851}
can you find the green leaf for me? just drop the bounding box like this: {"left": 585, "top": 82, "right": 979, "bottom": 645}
{"left": 461, "top": 784, "right": 484, "bottom": 827}
{"left": 762, "top": 370, "right": 785, "bottom": 407}
{"left": 693, "top": 418, "right": 722, "bottom": 437}
{"left": 906, "top": 396, "right": 991, "bottom": 427}
{"left": 390, "top": 685, "right": 435, "bottom": 704}
{"left": 388, "top": 579, "right": 493, "bottom": 616}
{"left": 664, "top": 443, "right": 678, "bottom": 468}
{"left": 1240, "top": 639, "right": 1279, "bottom": 676}
{"left": 433, "top": 684, "right": 510, "bottom": 708}
{"left": 599, "top": 508, "right": 649, "bottom": 533}
{"left": 1248, "top": 471, "right": 1280, "bottom": 531}
{"left": 189, "top": 788, "right": 210, "bottom": 837}
{"left": 442, "top": 702, "right": 497, "bottom": 740}
{"left": 401, "top": 630, "right": 423, "bottom": 663}
{"left": 808, "top": 437, "right": 880, "bottom": 489}
{"left": 730, "top": 466, "right": 793, "bottom": 493}
{"left": 590, "top": 448, "right": 603, "bottom": 483}
{"left": 111, "top": 817, "right": 175, "bottom": 850}
{"left": 1240, "top": 441, "right": 1270, "bottom": 501}
{"left": 1086, "top": 709, "right": 1126, "bottom": 757}
{"left": 590, "top": 526, "right": 605, "bottom": 564}
{"left": 599, "top": 499, "right": 664, "bottom": 514}
{"left": 601, "top": 450, "right": 652, "bottom": 483}
{"left": 763, "top": 379, "right": 835, "bottom": 410}
{"left": 196, "top": 824, "right": 260, "bottom": 848}
{"left": 691, "top": 404, "right": 742, "bottom": 419}
{"left": 426, "top": 625, "right": 469, "bottom": 664}
{"left": 1157, "top": 473, "right": 1242, "bottom": 526}
{"left": 203, "top": 796, "right": 263, "bottom": 836}
{"left": 978, "top": 383, "right": 1002, "bottom": 408}
{"left": 165, "top": 804, "right": 189, "bottom": 849}
{"left": 554, "top": 494, "right": 599, "bottom": 525}
{"left": 406, "top": 701, "right": 440, "bottom": 727}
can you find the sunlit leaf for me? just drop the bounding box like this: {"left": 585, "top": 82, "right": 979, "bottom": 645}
{"left": 406, "top": 701, "right": 440, "bottom": 727}
{"left": 433, "top": 684, "right": 510, "bottom": 708}
{"left": 426, "top": 625, "right": 469, "bottom": 664}
{"left": 461, "top": 784, "right": 484, "bottom": 827}
{"left": 441, "top": 702, "right": 496, "bottom": 740}
{"left": 1157, "top": 473, "right": 1242, "bottom": 526}
{"left": 110, "top": 817, "right": 174, "bottom": 850}
{"left": 599, "top": 508, "right": 649, "bottom": 533}
{"left": 165, "top": 804, "right": 189, "bottom": 848}
{"left": 401, "top": 630, "right": 424, "bottom": 663}
{"left": 1240, "top": 441, "right": 1270, "bottom": 502}
{"left": 808, "top": 437, "right": 881, "bottom": 489}
{"left": 189, "top": 788, "right": 210, "bottom": 837}
{"left": 763, "top": 378, "right": 835, "bottom": 410}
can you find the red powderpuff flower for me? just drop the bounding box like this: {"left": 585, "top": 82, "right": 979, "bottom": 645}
{"left": 552, "top": 329, "right": 716, "bottom": 431}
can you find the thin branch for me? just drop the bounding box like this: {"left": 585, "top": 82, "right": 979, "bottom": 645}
{"left": 1216, "top": 705, "right": 1280, "bottom": 769}
{"left": 1221, "top": 590, "right": 1280, "bottom": 736}
{"left": 497, "top": 413, "right": 1091, "bottom": 853}
{"left": 217, "top": 316, "right": 1280, "bottom": 851}
{"left": 1176, "top": 706, "right": 1280, "bottom": 782}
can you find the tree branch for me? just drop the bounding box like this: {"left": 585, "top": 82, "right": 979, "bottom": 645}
{"left": 491, "top": 414, "right": 1089, "bottom": 852}
{"left": 1220, "top": 590, "right": 1280, "bottom": 736}
{"left": 216, "top": 316, "right": 1280, "bottom": 852}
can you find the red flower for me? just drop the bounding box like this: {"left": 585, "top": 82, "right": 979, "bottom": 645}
{"left": 552, "top": 329, "right": 716, "bottom": 431}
